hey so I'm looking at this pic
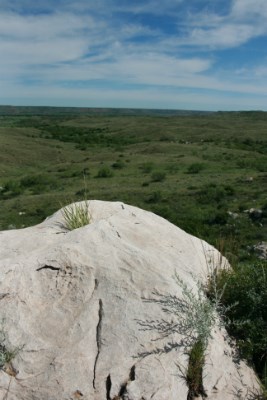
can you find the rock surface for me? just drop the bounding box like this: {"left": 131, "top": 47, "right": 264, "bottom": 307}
{"left": 253, "top": 241, "right": 267, "bottom": 260}
{"left": 0, "top": 201, "right": 260, "bottom": 399}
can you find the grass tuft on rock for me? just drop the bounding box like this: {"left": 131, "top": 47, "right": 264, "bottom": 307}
{"left": 61, "top": 201, "right": 91, "bottom": 231}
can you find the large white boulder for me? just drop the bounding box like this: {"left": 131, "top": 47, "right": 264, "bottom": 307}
{"left": 0, "top": 201, "right": 260, "bottom": 399}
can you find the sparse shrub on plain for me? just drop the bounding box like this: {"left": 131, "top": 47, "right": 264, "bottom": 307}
{"left": 112, "top": 160, "right": 125, "bottom": 169}
{"left": 140, "top": 162, "right": 154, "bottom": 173}
{"left": 197, "top": 183, "right": 235, "bottom": 205}
{"left": 96, "top": 166, "right": 114, "bottom": 178}
{"left": 187, "top": 163, "right": 205, "bottom": 174}
{"left": 151, "top": 171, "right": 166, "bottom": 182}
{"left": 141, "top": 182, "right": 149, "bottom": 187}
{"left": 145, "top": 190, "right": 162, "bottom": 204}
{"left": 20, "top": 174, "right": 57, "bottom": 194}
{"left": 2, "top": 180, "right": 22, "bottom": 197}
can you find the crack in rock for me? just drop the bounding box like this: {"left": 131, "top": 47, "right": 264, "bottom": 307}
{"left": 0, "top": 293, "right": 9, "bottom": 300}
{"left": 36, "top": 265, "right": 61, "bottom": 272}
{"left": 108, "top": 365, "right": 136, "bottom": 400}
{"left": 93, "top": 299, "right": 103, "bottom": 390}
{"left": 106, "top": 374, "right": 112, "bottom": 400}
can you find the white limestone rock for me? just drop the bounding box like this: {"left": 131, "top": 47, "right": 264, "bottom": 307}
{"left": 0, "top": 201, "right": 260, "bottom": 399}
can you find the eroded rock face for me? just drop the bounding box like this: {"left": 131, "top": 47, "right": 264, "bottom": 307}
{"left": 0, "top": 201, "right": 260, "bottom": 399}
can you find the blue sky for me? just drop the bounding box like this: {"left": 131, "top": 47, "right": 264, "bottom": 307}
{"left": 1, "top": 0, "right": 267, "bottom": 110}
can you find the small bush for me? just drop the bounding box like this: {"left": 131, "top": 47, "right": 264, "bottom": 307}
{"left": 140, "top": 162, "right": 154, "bottom": 173}
{"left": 2, "top": 180, "right": 22, "bottom": 197}
{"left": 112, "top": 160, "right": 125, "bottom": 169}
{"left": 145, "top": 190, "right": 162, "bottom": 204}
{"left": 187, "top": 163, "right": 205, "bottom": 174}
{"left": 206, "top": 211, "right": 228, "bottom": 226}
{"left": 20, "top": 174, "right": 56, "bottom": 194}
{"left": 214, "top": 261, "right": 267, "bottom": 388}
{"left": 138, "top": 273, "right": 226, "bottom": 397}
{"left": 96, "top": 166, "right": 114, "bottom": 178}
{"left": 151, "top": 171, "right": 166, "bottom": 182}
{"left": 197, "top": 183, "right": 235, "bottom": 205}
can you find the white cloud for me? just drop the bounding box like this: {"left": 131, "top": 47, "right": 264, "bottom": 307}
{"left": 185, "top": 23, "right": 258, "bottom": 48}
{"left": 181, "top": 0, "right": 267, "bottom": 49}
{"left": 231, "top": 0, "right": 267, "bottom": 19}
{"left": 0, "top": 12, "right": 91, "bottom": 39}
{"left": 0, "top": 0, "right": 267, "bottom": 110}
{"left": 254, "top": 66, "right": 267, "bottom": 77}
{"left": 0, "top": 12, "right": 94, "bottom": 66}
{"left": 0, "top": 38, "right": 89, "bottom": 65}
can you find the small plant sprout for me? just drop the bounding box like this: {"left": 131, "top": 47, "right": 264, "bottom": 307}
{"left": 0, "top": 323, "right": 21, "bottom": 374}
{"left": 61, "top": 201, "right": 91, "bottom": 231}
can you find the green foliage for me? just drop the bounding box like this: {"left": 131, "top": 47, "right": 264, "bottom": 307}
{"left": 96, "top": 166, "right": 114, "bottom": 178}
{"left": 138, "top": 272, "right": 227, "bottom": 397}
{"left": 139, "top": 273, "right": 224, "bottom": 354}
{"left": 151, "top": 171, "right": 166, "bottom": 182}
{"left": 2, "top": 180, "right": 22, "bottom": 197}
{"left": 187, "top": 163, "right": 205, "bottom": 174}
{"left": 20, "top": 174, "right": 56, "bottom": 193}
{"left": 61, "top": 201, "right": 91, "bottom": 231}
{"left": 140, "top": 162, "right": 154, "bottom": 173}
{"left": 185, "top": 340, "right": 207, "bottom": 399}
{"left": 145, "top": 190, "right": 162, "bottom": 204}
{"left": 197, "top": 183, "right": 235, "bottom": 205}
{"left": 0, "top": 324, "right": 21, "bottom": 369}
{"left": 214, "top": 262, "right": 267, "bottom": 387}
{"left": 112, "top": 160, "right": 125, "bottom": 169}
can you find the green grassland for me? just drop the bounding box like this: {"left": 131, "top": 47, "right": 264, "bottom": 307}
{"left": 0, "top": 108, "right": 267, "bottom": 261}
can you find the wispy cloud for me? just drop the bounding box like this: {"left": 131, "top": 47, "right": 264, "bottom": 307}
{"left": 179, "top": 0, "right": 267, "bottom": 49}
{"left": 0, "top": 0, "right": 267, "bottom": 110}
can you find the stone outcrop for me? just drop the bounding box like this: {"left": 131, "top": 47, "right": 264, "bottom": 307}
{"left": 0, "top": 201, "right": 260, "bottom": 399}
{"left": 253, "top": 241, "right": 267, "bottom": 260}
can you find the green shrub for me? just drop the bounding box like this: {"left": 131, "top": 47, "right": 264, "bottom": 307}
{"left": 138, "top": 273, "right": 226, "bottom": 397}
{"left": 2, "top": 180, "right": 22, "bottom": 197}
{"left": 206, "top": 211, "right": 228, "bottom": 226}
{"left": 151, "top": 171, "right": 166, "bottom": 182}
{"left": 197, "top": 183, "right": 235, "bottom": 205}
{"left": 96, "top": 166, "right": 114, "bottom": 178}
{"left": 140, "top": 162, "right": 154, "bottom": 173}
{"left": 215, "top": 262, "right": 267, "bottom": 387}
{"left": 187, "top": 163, "right": 205, "bottom": 174}
{"left": 20, "top": 174, "right": 56, "bottom": 193}
{"left": 112, "top": 160, "right": 125, "bottom": 169}
{"left": 145, "top": 191, "right": 162, "bottom": 204}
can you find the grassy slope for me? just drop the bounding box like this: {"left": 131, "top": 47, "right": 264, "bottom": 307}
{"left": 0, "top": 110, "right": 267, "bottom": 261}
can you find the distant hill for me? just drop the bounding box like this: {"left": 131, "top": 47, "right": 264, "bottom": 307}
{"left": 0, "top": 105, "right": 214, "bottom": 116}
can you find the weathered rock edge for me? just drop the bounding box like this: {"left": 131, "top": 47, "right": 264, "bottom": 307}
{"left": 0, "top": 200, "right": 260, "bottom": 399}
